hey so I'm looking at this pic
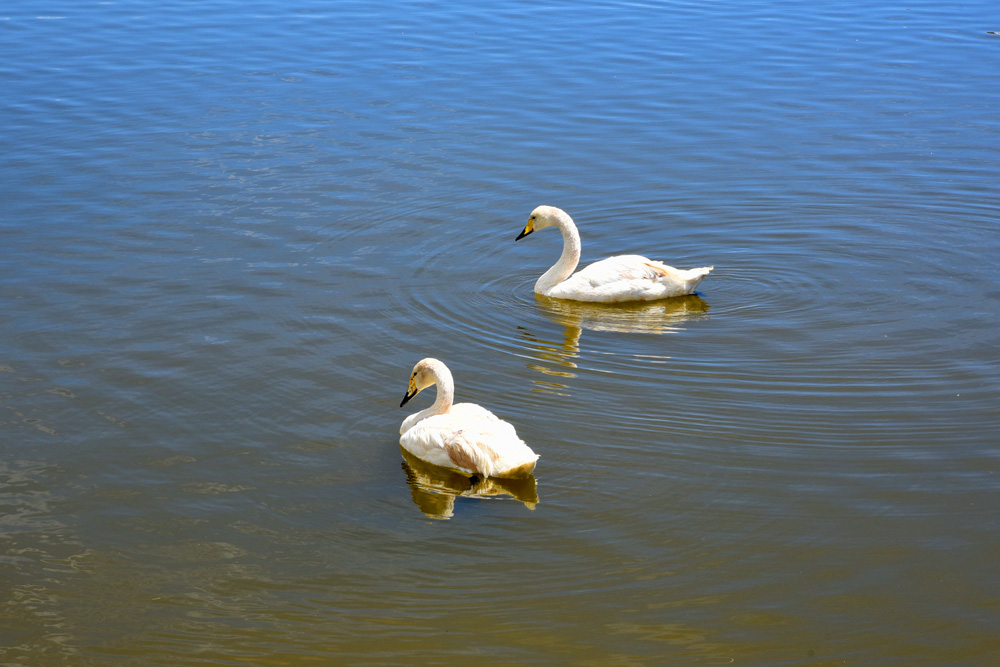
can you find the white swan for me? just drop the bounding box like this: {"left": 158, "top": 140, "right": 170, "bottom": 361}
{"left": 515, "top": 205, "right": 713, "bottom": 302}
{"left": 399, "top": 358, "right": 539, "bottom": 479}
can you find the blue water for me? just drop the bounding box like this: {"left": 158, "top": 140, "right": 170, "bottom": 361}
{"left": 2, "top": 1, "right": 999, "bottom": 664}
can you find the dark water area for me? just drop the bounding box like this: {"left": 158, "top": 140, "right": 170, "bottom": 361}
{"left": 2, "top": 1, "right": 999, "bottom": 664}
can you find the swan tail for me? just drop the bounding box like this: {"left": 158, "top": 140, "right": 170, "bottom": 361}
{"left": 684, "top": 265, "right": 713, "bottom": 280}
{"left": 681, "top": 265, "right": 713, "bottom": 291}
{"left": 644, "top": 262, "right": 713, "bottom": 282}
{"left": 641, "top": 262, "right": 713, "bottom": 296}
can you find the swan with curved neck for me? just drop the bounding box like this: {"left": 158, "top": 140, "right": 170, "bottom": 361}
{"left": 515, "top": 205, "right": 713, "bottom": 302}
{"left": 399, "top": 358, "right": 538, "bottom": 479}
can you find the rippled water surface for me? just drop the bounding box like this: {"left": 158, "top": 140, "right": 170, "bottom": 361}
{"left": 2, "top": 1, "right": 999, "bottom": 664}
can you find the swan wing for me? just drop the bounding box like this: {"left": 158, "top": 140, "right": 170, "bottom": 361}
{"left": 550, "top": 255, "right": 712, "bottom": 302}
{"left": 399, "top": 410, "right": 536, "bottom": 478}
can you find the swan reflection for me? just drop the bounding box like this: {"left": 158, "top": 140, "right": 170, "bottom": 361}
{"left": 517, "top": 325, "right": 580, "bottom": 394}
{"left": 519, "top": 294, "right": 711, "bottom": 390}
{"left": 400, "top": 448, "right": 538, "bottom": 520}
{"left": 536, "top": 293, "right": 710, "bottom": 335}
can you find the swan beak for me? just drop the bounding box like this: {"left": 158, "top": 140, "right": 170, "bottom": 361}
{"left": 515, "top": 221, "right": 534, "bottom": 241}
{"left": 400, "top": 379, "right": 418, "bottom": 407}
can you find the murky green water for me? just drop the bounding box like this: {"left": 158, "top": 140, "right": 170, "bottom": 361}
{"left": 2, "top": 1, "right": 998, "bottom": 664}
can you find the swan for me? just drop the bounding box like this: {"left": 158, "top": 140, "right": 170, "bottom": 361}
{"left": 399, "top": 358, "right": 538, "bottom": 479}
{"left": 515, "top": 205, "right": 713, "bottom": 302}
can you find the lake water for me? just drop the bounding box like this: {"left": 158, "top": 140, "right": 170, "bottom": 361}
{"left": 2, "top": 0, "right": 999, "bottom": 664}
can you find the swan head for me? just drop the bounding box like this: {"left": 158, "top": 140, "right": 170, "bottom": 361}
{"left": 400, "top": 357, "right": 449, "bottom": 407}
{"left": 516, "top": 205, "right": 570, "bottom": 241}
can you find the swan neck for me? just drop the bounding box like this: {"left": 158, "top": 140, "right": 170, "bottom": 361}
{"left": 536, "top": 214, "right": 581, "bottom": 293}
{"left": 428, "top": 365, "right": 454, "bottom": 415}
{"left": 401, "top": 363, "right": 455, "bottom": 434}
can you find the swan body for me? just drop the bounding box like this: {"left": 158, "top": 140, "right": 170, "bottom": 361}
{"left": 399, "top": 358, "right": 538, "bottom": 479}
{"left": 515, "top": 205, "right": 713, "bottom": 302}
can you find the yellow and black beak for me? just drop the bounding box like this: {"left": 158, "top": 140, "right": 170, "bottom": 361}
{"left": 400, "top": 378, "right": 419, "bottom": 407}
{"left": 515, "top": 220, "right": 534, "bottom": 241}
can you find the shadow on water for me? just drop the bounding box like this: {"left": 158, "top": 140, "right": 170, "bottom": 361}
{"left": 399, "top": 448, "right": 538, "bottom": 520}
{"left": 517, "top": 294, "right": 711, "bottom": 392}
